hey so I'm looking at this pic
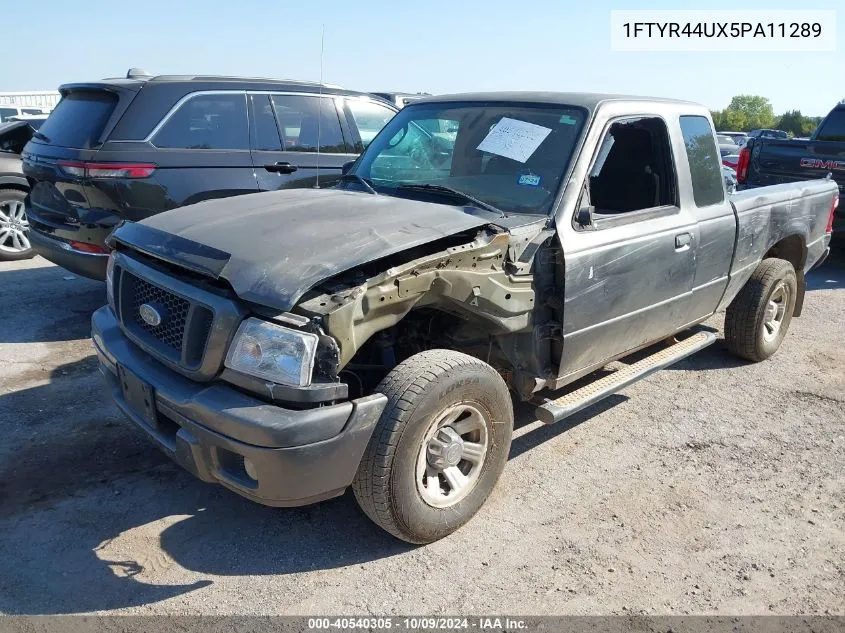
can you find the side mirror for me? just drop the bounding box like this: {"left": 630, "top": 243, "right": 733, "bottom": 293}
{"left": 341, "top": 160, "right": 355, "bottom": 175}
{"left": 575, "top": 205, "right": 593, "bottom": 228}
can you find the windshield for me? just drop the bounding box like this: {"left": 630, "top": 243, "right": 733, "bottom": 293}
{"left": 350, "top": 101, "right": 587, "bottom": 215}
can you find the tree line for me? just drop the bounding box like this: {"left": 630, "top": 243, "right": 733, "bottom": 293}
{"left": 710, "top": 95, "right": 824, "bottom": 137}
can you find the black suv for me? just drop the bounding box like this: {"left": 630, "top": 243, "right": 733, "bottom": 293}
{"left": 22, "top": 74, "right": 398, "bottom": 279}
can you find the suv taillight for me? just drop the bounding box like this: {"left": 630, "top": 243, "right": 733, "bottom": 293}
{"left": 826, "top": 194, "right": 839, "bottom": 233}
{"left": 736, "top": 147, "right": 751, "bottom": 184}
{"left": 57, "top": 160, "right": 156, "bottom": 179}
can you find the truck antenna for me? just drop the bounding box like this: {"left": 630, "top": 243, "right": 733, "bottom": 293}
{"left": 314, "top": 24, "right": 325, "bottom": 189}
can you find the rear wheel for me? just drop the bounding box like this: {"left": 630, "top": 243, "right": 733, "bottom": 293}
{"left": 725, "top": 257, "right": 797, "bottom": 362}
{"left": 352, "top": 350, "right": 513, "bottom": 544}
{"left": 0, "top": 189, "right": 34, "bottom": 261}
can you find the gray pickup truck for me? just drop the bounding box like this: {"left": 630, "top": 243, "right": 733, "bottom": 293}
{"left": 92, "top": 92, "right": 837, "bottom": 543}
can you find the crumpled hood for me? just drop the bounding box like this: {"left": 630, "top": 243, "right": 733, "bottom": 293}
{"left": 139, "top": 188, "right": 490, "bottom": 311}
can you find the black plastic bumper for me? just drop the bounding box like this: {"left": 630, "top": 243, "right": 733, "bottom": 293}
{"left": 834, "top": 208, "right": 845, "bottom": 233}
{"left": 92, "top": 306, "right": 387, "bottom": 507}
{"left": 29, "top": 229, "right": 109, "bottom": 280}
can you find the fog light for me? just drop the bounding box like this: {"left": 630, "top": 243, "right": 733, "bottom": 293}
{"left": 243, "top": 457, "right": 258, "bottom": 481}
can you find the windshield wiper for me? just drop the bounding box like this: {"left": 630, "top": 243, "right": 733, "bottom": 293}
{"left": 338, "top": 173, "right": 377, "bottom": 195}
{"left": 396, "top": 183, "right": 506, "bottom": 217}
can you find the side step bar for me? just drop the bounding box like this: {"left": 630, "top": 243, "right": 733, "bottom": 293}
{"left": 535, "top": 329, "right": 718, "bottom": 425}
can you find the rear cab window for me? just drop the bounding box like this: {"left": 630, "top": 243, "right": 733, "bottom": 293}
{"left": 35, "top": 91, "right": 118, "bottom": 148}
{"left": 814, "top": 108, "right": 845, "bottom": 142}
{"left": 679, "top": 116, "right": 725, "bottom": 207}
{"left": 153, "top": 93, "right": 249, "bottom": 150}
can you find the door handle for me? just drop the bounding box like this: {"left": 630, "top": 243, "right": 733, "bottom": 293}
{"left": 675, "top": 233, "right": 692, "bottom": 250}
{"left": 264, "top": 162, "right": 298, "bottom": 174}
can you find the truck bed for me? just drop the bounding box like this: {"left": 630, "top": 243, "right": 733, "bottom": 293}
{"left": 717, "top": 179, "right": 837, "bottom": 312}
{"left": 743, "top": 137, "right": 845, "bottom": 189}
{"left": 741, "top": 103, "right": 845, "bottom": 233}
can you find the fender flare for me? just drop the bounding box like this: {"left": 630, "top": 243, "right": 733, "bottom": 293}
{"left": 0, "top": 174, "right": 28, "bottom": 190}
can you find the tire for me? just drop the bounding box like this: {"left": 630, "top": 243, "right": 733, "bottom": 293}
{"left": 352, "top": 350, "right": 514, "bottom": 544}
{"left": 724, "top": 257, "right": 798, "bottom": 362}
{"left": 0, "top": 188, "right": 34, "bottom": 261}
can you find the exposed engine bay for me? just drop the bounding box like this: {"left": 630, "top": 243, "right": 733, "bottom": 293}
{"left": 291, "top": 223, "right": 559, "bottom": 400}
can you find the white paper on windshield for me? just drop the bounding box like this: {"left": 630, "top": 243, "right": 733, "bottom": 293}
{"left": 476, "top": 117, "right": 552, "bottom": 163}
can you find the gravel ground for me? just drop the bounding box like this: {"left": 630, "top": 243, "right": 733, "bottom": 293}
{"left": 0, "top": 250, "right": 843, "bottom": 616}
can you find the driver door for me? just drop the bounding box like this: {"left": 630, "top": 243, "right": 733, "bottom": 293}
{"left": 558, "top": 116, "right": 698, "bottom": 379}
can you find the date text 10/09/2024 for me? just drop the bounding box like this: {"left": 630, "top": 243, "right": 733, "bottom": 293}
{"left": 622, "top": 22, "right": 822, "bottom": 38}
{"left": 307, "top": 617, "right": 528, "bottom": 630}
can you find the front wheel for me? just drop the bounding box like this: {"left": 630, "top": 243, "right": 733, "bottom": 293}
{"left": 725, "top": 257, "right": 798, "bottom": 362}
{"left": 352, "top": 350, "right": 513, "bottom": 544}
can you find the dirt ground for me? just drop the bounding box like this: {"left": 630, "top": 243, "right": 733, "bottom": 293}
{"left": 0, "top": 249, "right": 843, "bottom": 616}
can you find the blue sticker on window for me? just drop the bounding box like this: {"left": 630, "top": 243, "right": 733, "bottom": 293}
{"left": 518, "top": 174, "right": 541, "bottom": 186}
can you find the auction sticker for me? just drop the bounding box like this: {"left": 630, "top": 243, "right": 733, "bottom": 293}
{"left": 477, "top": 118, "right": 552, "bottom": 163}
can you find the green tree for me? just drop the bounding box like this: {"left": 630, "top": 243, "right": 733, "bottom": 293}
{"left": 722, "top": 108, "right": 748, "bottom": 132}
{"left": 803, "top": 116, "right": 823, "bottom": 137}
{"left": 726, "top": 95, "right": 774, "bottom": 130}
{"left": 776, "top": 110, "right": 808, "bottom": 137}
{"left": 710, "top": 110, "right": 724, "bottom": 130}
{"left": 711, "top": 108, "right": 747, "bottom": 131}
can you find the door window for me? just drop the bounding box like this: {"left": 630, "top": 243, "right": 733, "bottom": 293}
{"left": 249, "top": 94, "right": 282, "bottom": 151}
{"left": 588, "top": 117, "right": 677, "bottom": 215}
{"left": 271, "top": 95, "right": 347, "bottom": 153}
{"left": 679, "top": 116, "right": 725, "bottom": 207}
{"left": 346, "top": 99, "right": 396, "bottom": 149}
{"left": 153, "top": 93, "right": 249, "bottom": 150}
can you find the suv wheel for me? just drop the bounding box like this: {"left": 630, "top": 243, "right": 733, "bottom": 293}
{"left": 0, "top": 189, "right": 34, "bottom": 261}
{"left": 353, "top": 350, "right": 513, "bottom": 544}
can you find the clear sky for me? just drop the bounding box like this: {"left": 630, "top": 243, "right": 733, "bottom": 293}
{"left": 2, "top": 0, "right": 841, "bottom": 116}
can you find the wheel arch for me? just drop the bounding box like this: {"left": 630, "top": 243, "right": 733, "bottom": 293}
{"left": 0, "top": 175, "right": 29, "bottom": 192}
{"left": 763, "top": 234, "right": 806, "bottom": 316}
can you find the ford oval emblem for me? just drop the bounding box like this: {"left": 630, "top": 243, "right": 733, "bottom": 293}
{"left": 139, "top": 303, "right": 162, "bottom": 327}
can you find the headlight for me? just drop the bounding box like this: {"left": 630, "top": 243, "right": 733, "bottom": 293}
{"left": 224, "top": 318, "right": 319, "bottom": 387}
{"left": 106, "top": 251, "right": 116, "bottom": 310}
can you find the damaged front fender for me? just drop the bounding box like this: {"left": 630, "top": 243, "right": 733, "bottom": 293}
{"left": 295, "top": 230, "right": 537, "bottom": 369}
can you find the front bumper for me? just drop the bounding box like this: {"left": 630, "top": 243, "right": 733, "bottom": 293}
{"left": 92, "top": 306, "right": 387, "bottom": 506}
